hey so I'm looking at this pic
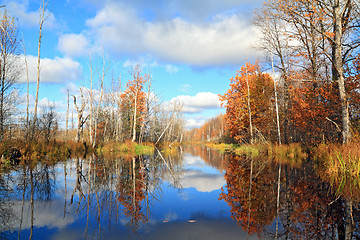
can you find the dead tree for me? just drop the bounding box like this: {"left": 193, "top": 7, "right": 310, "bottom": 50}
{"left": 73, "top": 88, "right": 88, "bottom": 143}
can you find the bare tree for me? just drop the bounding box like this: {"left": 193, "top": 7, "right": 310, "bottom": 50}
{"left": 39, "top": 104, "right": 58, "bottom": 144}
{"left": 32, "top": 0, "right": 50, "bottom": 136}
{"left": 154, "top": 101, "right": 183, "bottom": 145}
{"left": 65, "top": 89, "right": 69, "bottom": 141}
{"left": 269, "top": 0, "right": 360, "bottom": 143}
{"left": 254, "top": 5, "right": 294, "bottom": 143}
{"left": 21, "top": 34, "right": 30, "bottom": 139}
{"left": 73, "top": 88, "right": 88, "bottom": 143}
{"left": 92, "top": 53, "right": 107, "bottom": 147}
{"left": 0, "top": 10, "right": 21, "bottom": 141}
{"left": 88, "top": 53, "right": 94, "bottom": 145}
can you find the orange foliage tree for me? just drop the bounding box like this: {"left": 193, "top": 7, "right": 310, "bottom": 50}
{"left": 120, "top": 65, "right": 148, "bottom": 142}
{"left": 117, "top": 156, "right": 147, "bottom": 232}
{"left": 289, "top": 72, "right": 341, "bottom": 143}
{"left": 219, "top": 63, "right": 275, "bottom": 143}
{"left": 186, "top": 114, "right": 227, "bottom": 142}
{"left": 219, "top": 155, "right": 277, "bottom": 235}
{"left": 286, "top": 178, "right": 344, "bottom": 239}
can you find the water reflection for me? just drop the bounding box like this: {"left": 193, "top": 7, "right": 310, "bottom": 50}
{"left": 1, "top": 146, "right": 359, "bottom": 239}
{"left": 0, "top": 147, "right": 240, "bottom": 240}
{"left": 220, "top": 153, "right": 360, "bottom": 239}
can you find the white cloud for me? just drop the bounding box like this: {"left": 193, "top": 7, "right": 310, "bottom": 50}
{"left": 19, "top": 55, "right": 82, "bottom": 83}
{"left": 185, "top": 118, "right": 206, "bottom": 129}
{"left": 122, "top": 57, "right": 158, "bottom": 69}
{"left": 4, "top": 199, "right": 76, "bottom": 231}
{"left": 86, "top": 2, "right": 259, "bottom": 66}
{"left": 170, "top": 92, "right": 221, "bottom": 113}
{"left": 5, "top": 1, "right": 59, "bottom": 29}
{"left": 58, "top": 33, "right": 90, "bottom": 57}
{"left": 179, "top": 154, "right": 225, "bottom": 192}
{"left": 181, "top": 170, "right": 225, "bottom": 192}
{"left": 60, "top": 82, "right": 80, "bottom": 95}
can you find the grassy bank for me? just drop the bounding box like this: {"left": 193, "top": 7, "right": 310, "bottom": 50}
{"left": 95, "top": 140, "right": 155, "bottom": 156}
{"left": 0, "top": 139, "right": 91, "bottom": 165}
{"left": 315, "top": 143, "right": 360, "bottom": 198}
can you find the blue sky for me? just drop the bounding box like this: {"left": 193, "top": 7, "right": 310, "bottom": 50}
{"left": 2, "top": 0, "right": 263, "bottom": 129}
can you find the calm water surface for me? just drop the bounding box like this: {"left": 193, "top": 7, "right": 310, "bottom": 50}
{"left": 0, "top": 146, "right": 359, "bottom": 239}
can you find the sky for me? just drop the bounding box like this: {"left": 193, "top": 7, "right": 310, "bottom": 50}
{"left": 2, "top": 0, "right": 264, "bottom": 129}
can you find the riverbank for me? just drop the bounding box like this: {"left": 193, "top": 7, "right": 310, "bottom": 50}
{"left": 0, "top": 139, "right": 184, "bottom": 166}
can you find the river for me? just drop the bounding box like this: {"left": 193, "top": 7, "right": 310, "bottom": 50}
{"left": 0, "top": 145, "right": 359, "bottom": 239}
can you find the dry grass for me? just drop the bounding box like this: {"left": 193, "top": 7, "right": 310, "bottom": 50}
{"left": 96, "top": 140, "right": 154, "bottom": 156}
{"left": 266, "top": 143, "right": 307, "bottom": 167}
{"left": 315, "top": 143, "right": 360, "bottom": 199}
{"left": 205, "top": 142, "right": 235, "bottom": 153}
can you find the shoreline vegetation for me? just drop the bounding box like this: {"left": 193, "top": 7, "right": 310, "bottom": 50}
{"left": 2, "top": 137, "right": 359, "bottom": 177}
{"left": 203, "top": 141, "right": 360, "bottom": 197}
{"left": 0, "top": 138, "right": 183, "bottom": 165}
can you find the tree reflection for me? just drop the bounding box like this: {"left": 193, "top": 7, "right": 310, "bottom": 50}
{"left": 186, "top": 145, "right": 229, "bottom": 171}
{"left": 1, "top": 147, "right": 359, "bottom": 239}
{"left": 219, "top": 154, "right": 277, "bottom": 236}
{"left": 117, "top": 156, "right": 147, "bottom": 232}
{"left": 220, "top": 152, "right": 360, "bottom": 239}
{"left": 0, "top": 170, "right": 16, "bottom": 239}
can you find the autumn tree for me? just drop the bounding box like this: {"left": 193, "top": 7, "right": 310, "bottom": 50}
{"left": 219, "top": 155, "right": 277, "bottom": 235}
{"left": 219, "top": 63, "right": 275, "bottom": 143}
{"left": 261, "top": 0, "right": 360, "bottom": 143}
{"left": 117, "top": 156, "right": 147, "bottom": 232}
{"left": 186, "top": 114, "right": 227, "bottom": 142}
{"left": 120, "top": 65, "right": 148, "bottom": 142}
{"left": 0, "top": 10, "right": 21, "bottom": 141}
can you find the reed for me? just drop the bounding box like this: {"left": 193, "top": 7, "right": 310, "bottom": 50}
{"left": 160, "top": 146, "right": 179, "bottom": 157}
{"left": 234, "top": 144, "right": 262, "bottom": 157}
{"left": 135, "top": 143, "right": 154, "bottom": 155}
{"left": 266, "top": 143, "right": 307, "bottom": 167}
{"left": 96, "top": 140, "right": 155, "bottom": 156}
{"left": 316, "top": 143, "right": 360, "bottom": 199}
{"left": 205, "top": 142, "right": 235, "bottom": 153}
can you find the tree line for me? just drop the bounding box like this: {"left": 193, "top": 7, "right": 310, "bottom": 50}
{"left": 188, "top": 0, "right": 360, "bottom": 146}
{"left": 0, "top": 4, "right": 184, "bottom": 148}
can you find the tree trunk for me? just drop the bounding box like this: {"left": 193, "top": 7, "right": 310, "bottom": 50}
{"left": 245, "top": 63, "right": 254, "bottom": 144}
{"left": 92, "top": 54, "right": 106, "bottom": 148}
{"left": 132, "top": 92, "right": 137, "bottom": 142}
{"left": 334, "top": 0, "right": 350, "bottom": 143}
{"left": 23, "top": 37, "right": 30, "bottom": 138}
{"left": 344, "top": 200, "right": 353, "bottom": 240}
{"left": 272, "top": 54, "right": 282, "bottom": 144}
{"left": 33, "top": 0, "right": 48, "bottom": 136}
{"left": 65, "top": 89, "right": 69, "bottom": 141}
{"left": 89, "top": 54, "right": 93, "bottom": 145}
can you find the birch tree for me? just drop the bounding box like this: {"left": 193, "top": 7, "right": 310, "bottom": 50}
{"left": 92, "top": 53, "right": 107, "bottom": 147}
{"left": 32, "top": 0, "right": 50, "bottom": 136}
{"left": 254, "top": 5, "right": 294, "bottom": 143}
